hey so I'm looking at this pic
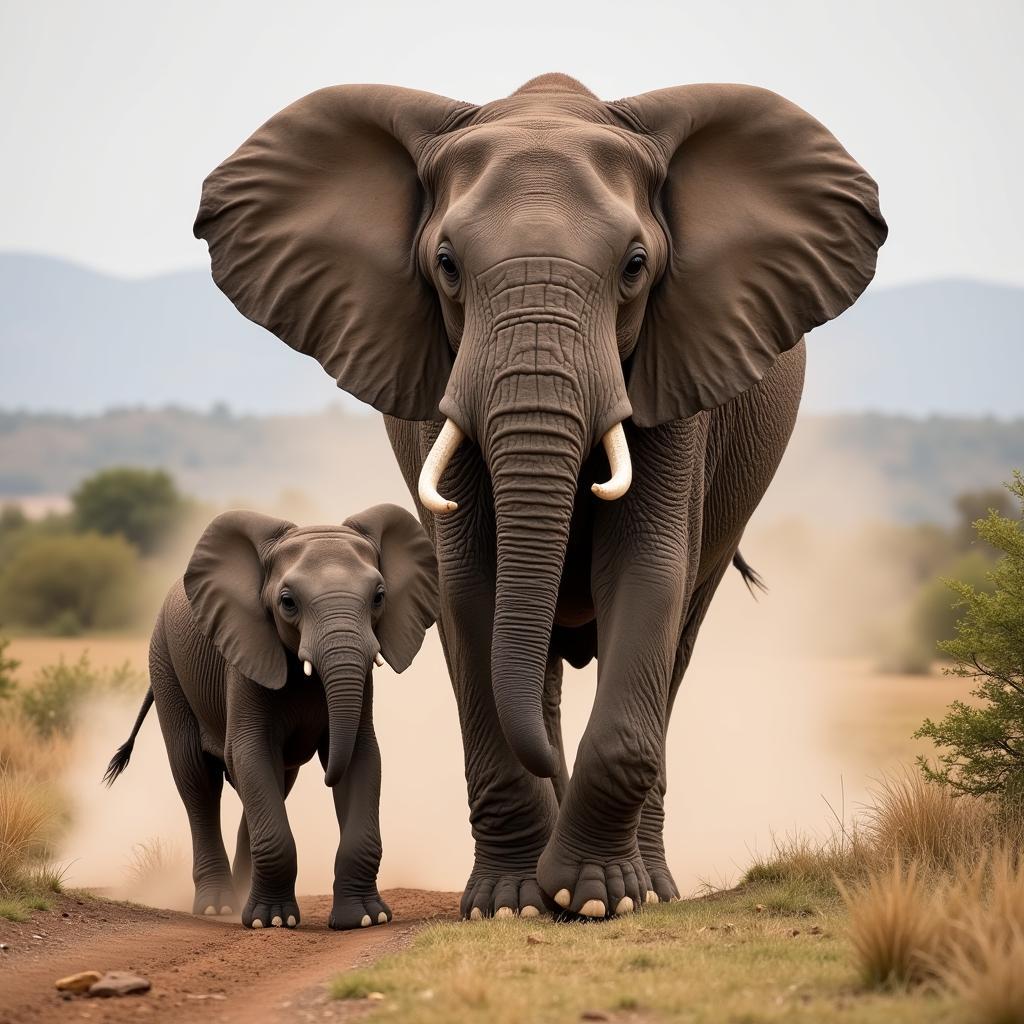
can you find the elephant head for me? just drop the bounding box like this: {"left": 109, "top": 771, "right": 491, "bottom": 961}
{"left": 194, "top": 73, "right": 886, "bottom": 777}
{"left": 184, "top": 504, "right": 438, "bottom": 785}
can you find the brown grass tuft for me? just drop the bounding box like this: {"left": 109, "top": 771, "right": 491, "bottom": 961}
{"left": 0, "top": 772, "right": 59, "bottom": 892}
{"left": 838, "top": 859, "right": 942, "bottom": 989}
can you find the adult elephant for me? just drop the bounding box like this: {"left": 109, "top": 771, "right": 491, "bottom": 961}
{"left": 195, "top": 73, "right": 886, "bottom": 920}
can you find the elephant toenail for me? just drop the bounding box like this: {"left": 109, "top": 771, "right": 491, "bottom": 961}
{"left": 271, "top": 915, "right": 283, "bottom": 927}
{"left": 494, "top": 907, "right": 513, "bottom": 919}
{"left": 520, "top": 906, "right": 540, "bottom": 918}
{"left": 377, "top": 912, "right": 388, "bottom": 924}
{"left": 615, "top": 897, "right": 635, "bottom": 915}
{"left": 360, "top": 915, "right": 372, "bottom": 927}
{"left": 579, "top": 899, "right": 606, "bottom": 918}
{"left": 287, "top": 915, "right": 297, "bottom": 927}
{"left": 220, "top": 906, "right": 233, "bottom": 915}
{"left": 469, "top": 907, "right": 482, "bottom": 920}
{"left": 645, "top": 890, "right": 659, "bottom": 904}
{"left": 252, "top": 919, "right": 263, "bottom": 929}
{"left": 554, "top": 889, "right": 571, "bottom": 908}
{"left": 203, "top": 905, "right": 216, "bottom": 915}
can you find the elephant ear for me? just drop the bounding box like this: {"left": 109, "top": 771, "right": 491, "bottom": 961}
{"left": 184, "top": 511, "right": 295, "bottom": 689}
{"left": 611, "top": 84, "right": 887, "bottom": 426}
{"left": 193, "top": 85, "right": 474, "bottom": 421}
{"left": 344, "top": 504, "right": 439, "bottom": 673}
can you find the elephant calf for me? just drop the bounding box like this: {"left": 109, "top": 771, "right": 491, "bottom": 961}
{"left": 104, "top": 503, "right": 438, "bottom": 930}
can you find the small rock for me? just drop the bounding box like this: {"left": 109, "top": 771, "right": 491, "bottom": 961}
{"left": 755, "top": 903, "right": 766, "bottom": 913}
{"left": 56, "top": 971, "right": 103, "bottom": 994}
{"left": 0, "top": 943, "right": 9, "bottom": 951}
{"left": 581, "top": 1013, "right": 610, "bottom": 1022}
{"left": 62, "top": 912, "right": 70, "bottom": 918}
{"left": 808, "top": 925, "right": 824, "bottom": 936}
{"left": 88, "top": 972, "right": 151, "bottom": 998}
{"left": 32, "top": 934, "right": 45, "bottom": 940}
{"left": 366, "top": 991, "right": 385, "bottom": 1001}
{"left": 790, "top": 928, "right": 801, "bottom": 937}
{"left": 185, "top": 994, "right": 226, "bottom": 1001}
{"left": 526, "top": 932, "right": 548, "bottom": 945}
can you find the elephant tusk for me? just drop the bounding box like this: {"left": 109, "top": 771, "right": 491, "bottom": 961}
{"left": 374, "top": 652, "right": 385, "bottom": 668}
{"left": 418, "top": 418, "right": 465, "bottom": 514}
{"left": 303, "top": 660, "right": 313, "bottom": 677}
{"left": 591, "top": 422, "right": 632, "bottom": 501}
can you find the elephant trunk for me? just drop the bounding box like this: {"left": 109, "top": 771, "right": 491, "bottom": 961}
{"left": 304, "top": 623, "right": 372, "bottom": 787}
{"left": 487, "top": 409, "right": 584, "bottom": 779}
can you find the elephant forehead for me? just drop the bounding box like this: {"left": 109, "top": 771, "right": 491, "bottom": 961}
{"left": 429, "top": 124, "right": 657, "bottom": 271}
{"left": 271, "top": 529, "right": 378, "bottom": 575}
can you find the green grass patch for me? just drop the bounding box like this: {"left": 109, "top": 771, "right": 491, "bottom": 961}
{"left": 329, "top": 891, "right": 960, "bottom": 1023}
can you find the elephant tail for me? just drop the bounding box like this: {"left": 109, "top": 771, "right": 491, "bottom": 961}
{"left": 733, "top": 550, "right": 767, "bottom": 598}
{"left": 102, "top": 686, "right": 154, "bottom": 786}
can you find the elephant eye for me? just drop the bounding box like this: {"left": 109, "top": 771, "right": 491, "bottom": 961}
{"left": 372, "top": 587, "right": 385, "bottom": 610}
{"left": 623, "top": 252, "right": 647, "bottom": 279}
{"left": 436, "top": 250, "right": 460, "bottom": 282}
{"left": 279, "top": 591, "right": 297, "bottom": 615}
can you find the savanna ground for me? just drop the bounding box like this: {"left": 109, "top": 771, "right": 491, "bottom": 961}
{"left": 4, "top": 634, "right": 1018, "bottom": 1024}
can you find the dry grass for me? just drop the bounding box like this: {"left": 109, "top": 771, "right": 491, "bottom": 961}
{"left": 838, "top": 859, "right": 942, "bottom": 988}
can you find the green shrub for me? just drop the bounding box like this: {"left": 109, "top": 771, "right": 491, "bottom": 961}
{"left": 0, "top": 633, "right": 18, "bottom": 701}
{"left": 916, "top": 471, "right": 1024, "bottom": 801}
{"left": 0, "top": 532, "right": 140, "bottom": 633}
{"left": 71, "top": 467, "right": 186, "bottom": 554}
{"left": 19, "top": 653, "right": 142, "bottom": 738}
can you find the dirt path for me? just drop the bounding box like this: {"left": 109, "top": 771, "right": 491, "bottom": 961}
{"left": 0, "top": 889, "right": 459, "bottom": 1024}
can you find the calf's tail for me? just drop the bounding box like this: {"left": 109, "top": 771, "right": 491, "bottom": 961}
{"left": 102, "top": 687, "right": 154, "bottom": 786}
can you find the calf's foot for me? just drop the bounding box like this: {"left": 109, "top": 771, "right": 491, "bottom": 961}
{"left": 330, "top": 891, "right": 392, "bottom": 930}
{"left": 243, "top": 890, "right": 300, "bottom": 929}
{"left": 193, "top": 873, "right": 237, "bottom": 917}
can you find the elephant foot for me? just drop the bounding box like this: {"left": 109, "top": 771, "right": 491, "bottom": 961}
{"left": 641, "top": 859, "right": 681, "bottom": 903}
{"left": 193, "top": 875, "right": 238, "bottom": 917}
{"left": 242, "top": 891, "right": 300, "bottom": 929}
{"left": 329, "top": 891, "right": 392, "bottom": 931}
{"left": 461, "top": 863, "right": 547, "bottom": 920}
{"left": 537, "top": 825, "right": 652, "bottom": 919}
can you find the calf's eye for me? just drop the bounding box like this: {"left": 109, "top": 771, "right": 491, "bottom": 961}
{"left": 279, "top": 591, "right": 297, "bottom": 614}
{"left": 372, "top": 588, "right": 385, "bottom": 609}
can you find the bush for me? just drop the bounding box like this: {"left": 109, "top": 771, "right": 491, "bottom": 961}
{"left": 72, "top": 467, "right": 186, "bottom": 555}
{"left": 19, "top": 653, "right": 142, "bottom": 738}
{"left": 916, "top": 471, "right": 1024, "bottom": 800}
{"left": 0, "top": 633, "right": 18, "bottom": 700}
{"left": 0, "top": 532, "right": 140, "bottom": 633}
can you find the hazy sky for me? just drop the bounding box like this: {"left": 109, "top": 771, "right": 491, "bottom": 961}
{"left": 2, "top": 0, "right": 1021, "bottom": 288}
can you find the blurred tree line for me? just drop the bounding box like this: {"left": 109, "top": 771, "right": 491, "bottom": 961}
{"left": 876, "top": 487, "right": 1014, "bottom": 673}
{"left": 0, "top": 468, "right": 191, "bottom": 635}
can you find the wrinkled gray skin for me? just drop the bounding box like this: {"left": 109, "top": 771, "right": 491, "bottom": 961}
{"left": 194, "top": 73, "right": 886, "bottom": 920}
{"left": 105, "top": 504, "right": 438, "bottom": 930}
{"left": 386, "top": 346, "right": 804, "bottom": 918}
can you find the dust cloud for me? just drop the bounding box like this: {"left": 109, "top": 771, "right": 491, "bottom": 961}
{"left": 58, "top": 415, "right": 943, "bottom": 903}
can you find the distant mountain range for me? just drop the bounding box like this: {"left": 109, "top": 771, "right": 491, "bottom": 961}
{"left": 1, "top": 252, "right": 1022, "bottom": 417}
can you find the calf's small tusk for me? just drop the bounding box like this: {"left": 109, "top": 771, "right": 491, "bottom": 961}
{"left": 374, "top": 652, "right": 385, "bottom": 668}
{"left": 418, "top": 419, "right": 464, "bottom": 514}
{"left": 303, "top": 660, "right": 313, "bottom": 677}
{"left": 591, "top": 422, "right": 632, "bottom": 501}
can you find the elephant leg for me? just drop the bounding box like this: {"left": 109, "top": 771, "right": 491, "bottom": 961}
{"left": 229, "top": 726, "right": 300, "bottom": 929}
{"left": 543, "top": 653, "right": 570, "bottom": 806}
{"left": 150, "top": 645, "right": 235, "bottom": 916}
{"left": 537, "top": 569, "right": 685, "bottom": 918}
{"left": 232, "top": 814, "right": 251, "bottom": 898}
{"left": 638, "top": 549, "right": 738, "bottom": 903}
{"left": 322, "top": 677, "right": 391, "bottom": 931}
{"left": 232, "top": 766, "right": 297, "bottom": 900}
{"left": 436, "top": 605, "right": 557, "bottom": 920}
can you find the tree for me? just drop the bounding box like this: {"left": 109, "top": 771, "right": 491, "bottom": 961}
{"left": 0, "top": 532, "right": 140, "bottom": 634}
{"left": 71, "top": 468, "right": 185, "bottom": 554}
{"left": 916, "top": 471, "right": 1024, "bottom": 801}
